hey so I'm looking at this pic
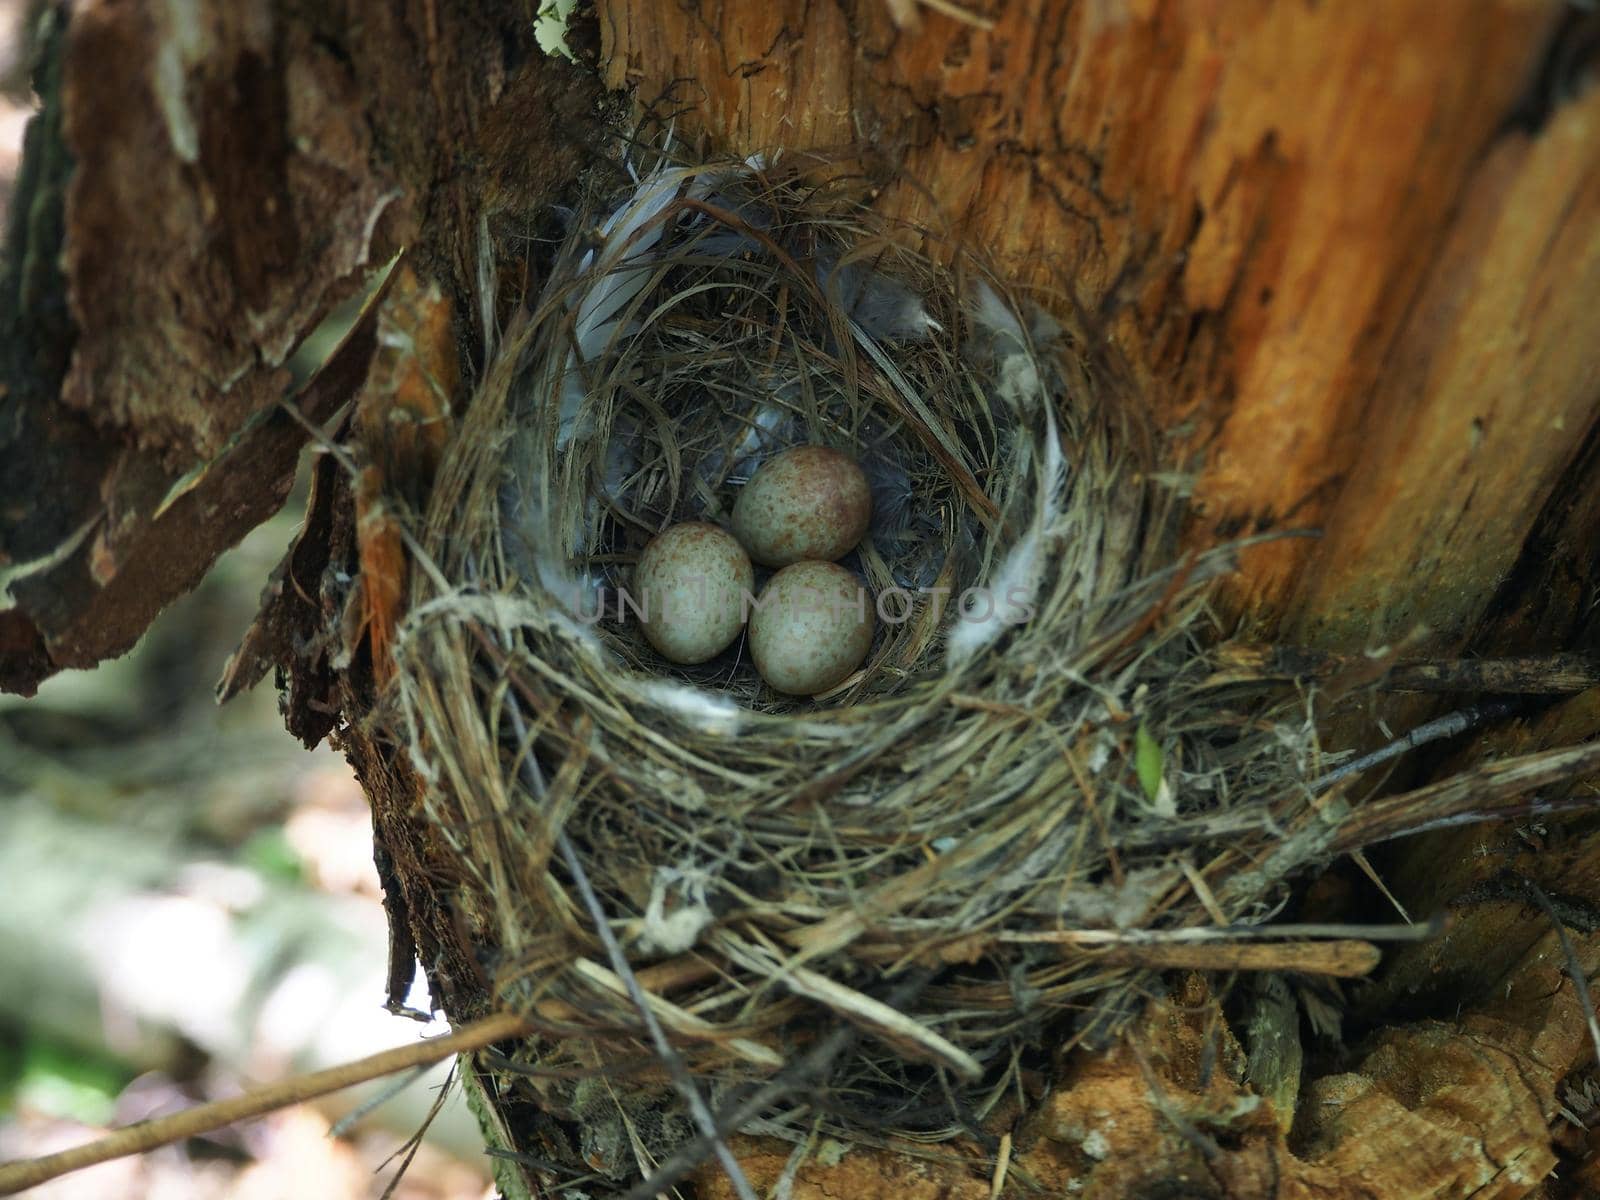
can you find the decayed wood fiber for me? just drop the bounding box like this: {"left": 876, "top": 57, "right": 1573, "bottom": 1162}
{"left": 597, "top": 0, "right": 1600, "bottom": 645}
{"left": 698, "top": 941, "right": 1599, "bottom": 1200}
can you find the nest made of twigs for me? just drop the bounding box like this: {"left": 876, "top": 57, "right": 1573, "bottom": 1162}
{"left": 386, "top": 147, "right": 1339, "bottom": 1184}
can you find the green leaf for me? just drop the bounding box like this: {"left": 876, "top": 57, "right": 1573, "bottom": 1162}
{"left": 241, "top": 828, "right": 304, "bottom": 884}
{"left": 0, "top": 1029, "right": 23, "bottom": 1113}
{"left": 1135, "top": 723, "right": 1164, "bottom": 803}
{"left": 13, "top": 1037, "right": 132, "bottom": 1124}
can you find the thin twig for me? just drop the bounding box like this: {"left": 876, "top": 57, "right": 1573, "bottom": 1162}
{"left": 1331, "top": 740, "right": 1600, "bottom": 852}
{"left": 1210, "top": 644, "right": 1600, "bottom": 695}
{"left": 997, "top": 918, "right": 1443, "bottom": 945}
{"left": 375, "top": 1061, "right": 456, "bottom": 1200}
{"left": 554, "top": 850, "right": 758, "bottom": 1200}
{"left": 620, "top": 1022, "right": 862, "bottom": 1200}
{"left": 0, "top": 1012, "right": 529, "bottom": 1196}
{"left": 329, "top": 1064, "right": 430, "bottom": 1139}
{"left": 1313, "top": 700, "right": 1522, "bottom": 791}
{"left": 1089, "top": 940, "right": 1380, "bottom": 977}
{"left": 620, "top": 970, "right": 933, "bottom": 1200}
{"left": 989, "top": 1130, "right": 1012, "bottom": 1199}
{"left": 1525, "top": 880, "right": 1600, "bottom": 1070}
{"left": 1349, "top": 849, "right": 1412, "bottom": 923}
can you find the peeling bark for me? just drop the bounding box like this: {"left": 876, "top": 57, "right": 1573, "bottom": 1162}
{"left": 0, "top": 0, "right": 598, "bottom": 692}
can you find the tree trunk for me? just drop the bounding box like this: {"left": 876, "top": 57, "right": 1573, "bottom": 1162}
{"left": 4, "top": 2, "right": 1599, "bottom": 1198}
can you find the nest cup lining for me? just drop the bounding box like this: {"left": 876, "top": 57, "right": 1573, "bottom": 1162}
{"left": 394, "top": 149, "right": 1324, "bottom": 1177}
{"left": 515, "top": 158, "right": 1038, "bottom": 707}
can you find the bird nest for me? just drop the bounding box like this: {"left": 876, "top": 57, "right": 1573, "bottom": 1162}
{"left": 387, "top": 149, "right": 1344, "bottom": 1190}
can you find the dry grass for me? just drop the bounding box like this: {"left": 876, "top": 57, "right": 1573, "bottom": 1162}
{"left": 370, "top": 146, "right": 1588, "bottom": 1190}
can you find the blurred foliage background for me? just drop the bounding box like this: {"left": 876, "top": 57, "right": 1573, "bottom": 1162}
{"left": 0, "top": 4, "right": 492, "bottom": 1194}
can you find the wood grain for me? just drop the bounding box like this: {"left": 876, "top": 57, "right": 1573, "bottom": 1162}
{"left": 696, "top": 949, "right": 1599, "bottom": 1200}
{"left": 598, "top": 0, "right": 1600, "bottom": 644}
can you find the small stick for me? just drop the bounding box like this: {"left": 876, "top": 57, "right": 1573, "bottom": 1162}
{"left": 1331, "top": 739, "right": 1600, "bottom": 852}
{"left": 990, "top": 1130, "right": 1013, "bottom": 1199}
{"left": 997, "top": 918, "right": 1443, "bottom": 945}
{"left": 1349, "top": 848, "right": 1413, "bottom": 923}
{"left": 1313, "top": 700, "right": 1523, "bottom": 790}
{"left": 620, "top": 1022, "right": 862, "bottom": 1200}
{"left": 0, "top": 1011, "right": 529, "bottom": 1196}
{"left": 1089, "top": 939, "right": 1381, "bottom": 977}
{"left": 1524, "top": 881, "right": 1600, "bottom": 1070}
{"left": 328, "top": 1064, "right": 430, "bottom": 1138}
{"left": 375, "top": 1059, "right": 456, "bottom": 1200}
{"left": 619, "top": 970, "right": 931, "bottom": 1200}
{"left": 505, "top": 704, "right": 758, "bottom": 1200}
{"left": 1210, "top": 645, "right": 1600, "bottom": 695}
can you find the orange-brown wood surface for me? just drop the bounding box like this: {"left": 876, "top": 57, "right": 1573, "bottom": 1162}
{"left": 594, "top": 6, "right": 1600, "bottom": 1197}
{"left": 598, "top": 0, "right": 1600, "bottom": 648}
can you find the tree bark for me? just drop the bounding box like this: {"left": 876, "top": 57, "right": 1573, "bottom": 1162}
{"left": 0, "top": 0, "right": 598, "bottom": 694}
{"left": 4, "top": 2, "right": 1600, "bottom": 1198}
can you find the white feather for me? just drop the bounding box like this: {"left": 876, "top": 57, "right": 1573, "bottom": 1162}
{"left": 968, "top": 280, "right": 1061, "bottom": 412}
{"left": 693, "top": 398, "right": 794, "bottom": 504}
{"left": 639, "top": 865, "right": 716, "bottom": 956}
{"left": 945, "top": 409, "right": 1067, "bottom": 669}
{"left": 734, "top": 402, "right": 788, "bottom": 463}
{"left": 636, "top": 679, "right": 745, "bottom": 736}
{"left": 535, "top": 555, "right": 600, "bottom": 617}
{"left": 576, "top": 191, "right": 669, "bottom": 333}
{"left": 1037, "top": 410, "right": 1068, "bottom": 509}
{"left": 996, "top": 354, "right": 1047, "bottom": 411}
{"left": 494, "top": 482, "right": 605, "bottom": 653}
{"left": 968, "top": 279, "right": 1026, "bottom": 344}
{"left": 1057, "top": 865, "right": 1181, "bottom": 930}
{"left": 555, "top": 159, "right": 773, "bottom": 448}
{"left": 818, "top": 254, "right": 941, "bottom": 341}
{"left": 602, "top": 420, "right": 638, "bottom": 500}
{"left": 1085, "top": 730, "right": 1115, "bottom": 774}
{"left": 556, "top": 166, "right": 697, "bottom": 447}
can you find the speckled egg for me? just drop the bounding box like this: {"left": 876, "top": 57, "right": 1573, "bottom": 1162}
{"left": 634, "top": 523, "right": 754, "bottom": 665}
{"left": 732, "top": 445, "right": 873, "bottom": 568}
{"left": 749, "top": 561, "right": 875, "bottom": 695}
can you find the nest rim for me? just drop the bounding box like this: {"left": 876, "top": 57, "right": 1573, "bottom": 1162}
{"left": 384, "top": 146, "right": 1330, "bottom": 1174}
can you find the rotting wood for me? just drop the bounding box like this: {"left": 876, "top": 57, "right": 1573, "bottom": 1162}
{"left": 598, "top": 1, "right": 1600, "bottom": 644}
{"left": 1358, "top": 686, "right": 1600, "bottom": 1025}
{"left": 698, "top": 941, "right": 1600, "bottom": 1199}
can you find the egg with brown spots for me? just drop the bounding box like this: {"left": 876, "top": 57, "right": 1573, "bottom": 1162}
{"left": 732, "top": 445, "right": 873, "bottom": 568}
{"left": 749, "top": 561, "right": 875, "bottom": 695}
{"left": 634, "top": 523, "right": 754, "bottom": 664}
